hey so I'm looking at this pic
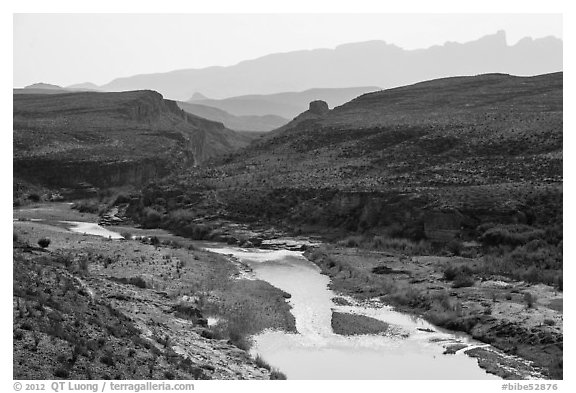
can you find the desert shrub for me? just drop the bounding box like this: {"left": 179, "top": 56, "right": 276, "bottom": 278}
{"left": 228, "top": 329, "right": 251, "bottom": 351}
{"left": 171, "top": 241, "right": 184, "bottom": 249}
{"left": 20, "top": 322, "right": 33, "bottom": 331}
{"left": 53, "top": 368, "right": 69, "bottom": 378}
{"left": 77, "top": 257, "right": 89, "bottom": 274}
{"left": 424, "top": 309, "right": 460, "bottom": 327}
{"left": 55, "top": 252, "right": 74, "bottom": 268}
{"left": 72, "top": 200, "right": 100, "bottom": 214}
{"left": 443, "top": 266, "right": 459, "bottom": 281}
{"left": 337, "top": 235, "right": 364, "bottom": 248}
{"left": 443, "top": 265, "right": 472, "bottom": 281}
{"left": 544, "top": 224, "right": 562, "bottom": 246}
{"left": 523, "top": 292, "right": 537, "bottom": 309}
{"left": 141, "top": 207, "right": 162, "bottom": 228}
{"left": 129, "top": 277, "right": 147, "bottom": 289}
{"left": 200, "top": 329, "right": 217, "bottom": 340}
{"left": 113, "top": 193, "right": 131, "bottom": 205}
{"left": 423, "top": 290, "right": 464, "bottom": 327}
{"left": 254, "top": 354, "right": 271, "bottom": 370}
{"left": 369, "top": 236, "right": 431, "bottom": 255}
{"left": 431, "top": 290, "right": 453, "bottom": 311}
{"left": 165, "top": 209, "right": 197, "bottom": 226}
{"left": 446, "top": 239, "right": 463, "bottom": 256}
{"left": 174, "top": 223, "right": 212, "bottom": 240}
{"left": 507, "top": 243, "right": 562, "bottom": 270}
{"left": 120, "top": 231, "right": 132, "bottom": 240}
{"left": 335, "top": 234, "right": 431, "bottom": 255}
{"left": 480, "top": 224, "right": 546, "bottom": 247}
{"left": 203, "top": 304, "right": 259, "bottom": 351}
{"left": 28, "top": 193, "right": 41, "bottom": 202}
{"left": 270, "top": 369, "right": 287, "bottom": 380}
{"left": 555, "top": 275, "right": 563, "bottom": 291}
{"left": 543, "top": 319, "right": 555, "bottom": 326}
{"left": 38, "top": 238, "right": 51, "bottom": 248}
{"left": 390, "top": 286, "right": 429, "bottom": 309}
{"left": 477, "top": 242, "right": 562, "bottom": 288}
{"left": 149, "top": 236, "right": 160, "bottom": 246}
{"left": 173, "top": 303, "right": 202, "bottom": 322}
{"left": 452, "top": 275, "right": 475, "bottom": 288}
{"left": 100, "top": 353, "right": 115, "bottom": 367}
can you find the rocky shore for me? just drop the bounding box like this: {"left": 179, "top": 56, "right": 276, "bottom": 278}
{"left": 304, "top": 246, "right": 563, "bottom": 379}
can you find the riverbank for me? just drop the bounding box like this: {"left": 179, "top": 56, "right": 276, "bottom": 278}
{"left": 13, "top": 202, "right": 562, "bottom": 380}
{"left": 304, "top": 245, "right": 563, "bottom": 379}
{"left": 13, "top": 203, "right": 295, "bottom": 379}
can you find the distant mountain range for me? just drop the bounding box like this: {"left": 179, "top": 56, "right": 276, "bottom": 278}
{"left": 177, "top": 101, "right": 288, "bottom": 132}
{"left": 186, "top": 86, "right": 380, "bottom": 119}
{"left": 95, "top": 31, "right": 561, "bottom": 100}
{"left": 14, "top": 83, "right": 380, "bottom": 132}
{"left": 13, "top": 82, "right": 100, "bottom": 95}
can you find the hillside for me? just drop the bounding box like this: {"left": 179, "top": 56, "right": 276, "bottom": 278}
{"left": 216, "top": 72, "right": 562, "bottom": 191}
{"left": 187, "top": 87, "right": 381, "bottom": 118}
{"left": 13, "top": 90, "right": 251, "bottom": 190}
{"left": 133, "top": 72, "right": 562, "bottom": 244}
{"left": 177, "top": 101, "right": 287, "bottom": 132}
{"left": 13, "top": 205, "right": 293, "bottom": 380}
{"left": 98, "top": 31, "right": 562, "bottom": 100}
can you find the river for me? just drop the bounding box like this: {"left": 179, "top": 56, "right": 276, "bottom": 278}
{"left": 202, "top": 243, "right": 501, "bottom": 380}
{"left": 28, "top": 214, "right": 506, "bottom": 380}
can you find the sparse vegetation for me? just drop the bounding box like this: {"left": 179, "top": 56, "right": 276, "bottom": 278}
{"left": 452, "top": 275, "right": 475, "bottom": 288}
{"left": 37, "top": 238, "right": 50, "bottom": 248}
{"left": 254, "top": 354, "right": 271, "bottom": 370}
{"left": 331, "top": 312, "right": 390, "bottom": 336}
{"left": 524, "top": 292, "right": 537, "bottom": 309}
{"left": 270, "top": 369, "right": 287, "bottom": 380}
{"left": 72, "top": 199, "right": 103, "bottom": 215}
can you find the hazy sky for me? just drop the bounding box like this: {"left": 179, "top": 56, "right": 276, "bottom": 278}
{"left": 13, "top": 14, "right": 562, "bottom": 88}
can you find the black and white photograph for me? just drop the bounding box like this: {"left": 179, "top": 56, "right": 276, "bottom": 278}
{"left": 6, "top": 2, "right": 570, "bottom": 391}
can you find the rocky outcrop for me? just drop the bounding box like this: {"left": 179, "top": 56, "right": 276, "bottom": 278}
{"left": 308, "top": 100, "right": 330, "bottom": 116}
{"left": 13, "top": 157, "right": 174, "bottom": 188}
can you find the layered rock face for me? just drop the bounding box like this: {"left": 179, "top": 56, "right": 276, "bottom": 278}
{"left": 13, "top": 90, "right": 251, "bottom": 188}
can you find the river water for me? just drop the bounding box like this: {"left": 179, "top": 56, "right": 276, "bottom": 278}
{"left": 65, "top": 221, "right": 124, "bottom": 239}
{"left": 202, "top": 244, "right": 500, "bottom": 380}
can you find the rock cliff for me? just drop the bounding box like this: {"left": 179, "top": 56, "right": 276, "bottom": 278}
{"left": 13, "top": 90, "right": 251, "bottom": 188}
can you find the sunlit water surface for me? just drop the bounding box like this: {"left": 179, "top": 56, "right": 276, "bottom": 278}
{"left": 202, "top": 244, "right": 500, "bottom": 380}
